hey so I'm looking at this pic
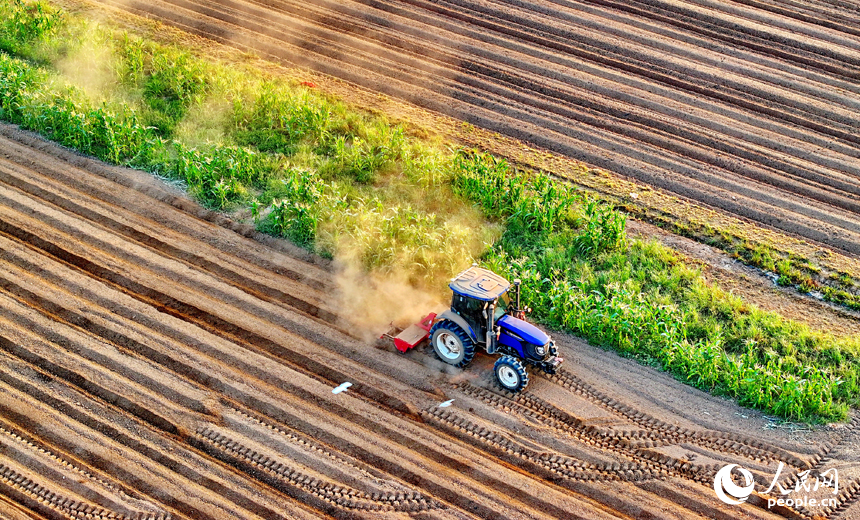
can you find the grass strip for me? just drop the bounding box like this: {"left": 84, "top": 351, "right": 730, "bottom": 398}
{"left": 1, "top": 0, "right": 857, "bottom": 422}
{"left": 453, "top": 152, "right": 858, "bottom": 422}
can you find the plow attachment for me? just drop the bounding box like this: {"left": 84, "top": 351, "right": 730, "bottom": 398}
{"left": 381, "top": 313, "right": 437, "bottom": 353}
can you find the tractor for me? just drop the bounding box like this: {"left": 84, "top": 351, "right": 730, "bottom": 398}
{"left": 385, "top": 265, "right": 562, "bottom": 392}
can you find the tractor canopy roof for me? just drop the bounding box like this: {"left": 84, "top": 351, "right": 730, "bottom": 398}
{"left": 449, "top": 266, "right": 511, "bottom": 302}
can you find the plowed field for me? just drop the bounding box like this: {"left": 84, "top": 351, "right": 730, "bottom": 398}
{"left": 88, "top": 0, "right": 860, "bottom": 258}
{"left": 0, "top": 123, "right": 858, "bottom": 519}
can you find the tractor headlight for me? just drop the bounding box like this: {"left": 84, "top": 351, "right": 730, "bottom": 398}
{"left": 535, "top": 344, "right": 546, "bottom": 357}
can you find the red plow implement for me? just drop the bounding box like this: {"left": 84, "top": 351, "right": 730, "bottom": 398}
{"left": 381, "top": 313, "right": 437, "bottom": 353}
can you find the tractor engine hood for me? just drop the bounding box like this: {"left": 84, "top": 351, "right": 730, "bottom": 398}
{"left": 497, "top": 315, "right": 549, "bottom": 346}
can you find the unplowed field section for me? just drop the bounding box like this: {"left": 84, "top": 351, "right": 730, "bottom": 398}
{"left": 1, "top": 127, "right": 859, "bottom": 519}
{"left": 93, "top": 0, "right": 860, "bottom": 256}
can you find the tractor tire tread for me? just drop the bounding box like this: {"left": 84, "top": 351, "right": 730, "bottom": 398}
{"left": 429, "top": 320, "right": 475, "bottom": 368}
{"left": 494, "top": 355, "right": 529, "bottom": 392}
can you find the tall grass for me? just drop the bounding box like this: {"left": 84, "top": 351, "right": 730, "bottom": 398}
{"left": 454, "top": 152, "right": 856, "bottom": 422}
{"left": 0, "top": 0, "right": 495, "bottom": 285}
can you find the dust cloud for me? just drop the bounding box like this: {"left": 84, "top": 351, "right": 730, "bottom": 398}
{"left": 327, "top": 201, "right": 499, "bottom": 342}
{"left": 175, "top": 98, "right": 233, "bottom": 147}
{"left": 332, "top": 261, "right": 450, "bottom": 343}
{"left": 54, "top": 29, "right": 117, "bottom": 102}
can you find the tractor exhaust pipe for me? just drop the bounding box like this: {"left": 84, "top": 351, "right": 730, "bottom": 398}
{"left": 514, "top": 279, "right": 521, "bottom": 314}
{"left": 486, "top": 301, "right": 496, "bottom": 354}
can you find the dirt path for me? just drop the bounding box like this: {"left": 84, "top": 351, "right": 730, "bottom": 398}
{"left": 0, "top": 124, "right": 858, "bottom": 519}
{"left": 85, "top": 0, "right": 860, "bottom": 261}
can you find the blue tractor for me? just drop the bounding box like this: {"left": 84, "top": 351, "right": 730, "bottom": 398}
{"left": 429, "top": 266, "right": 563, "bottom": 392}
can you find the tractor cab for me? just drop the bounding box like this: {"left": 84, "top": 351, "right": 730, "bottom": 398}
{"left": 449, "top": 268, "right": 510, "bottom": 343}
{"left": 425, "top": 266, "right": 562, "bottom": 391}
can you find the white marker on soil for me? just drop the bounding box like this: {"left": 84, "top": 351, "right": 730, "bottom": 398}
{"left": 438, "top": 399, "right": 454, "bottom": 408}
{"left": 332, "top": 382, "right": 352, "bottom": 394}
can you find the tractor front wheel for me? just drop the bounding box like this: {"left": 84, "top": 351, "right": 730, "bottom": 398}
{"left": 429, "top": 320, "right": 475, "bottom": 368}
{"left": 494, "top": 356, "right": 529, "bottom": 392}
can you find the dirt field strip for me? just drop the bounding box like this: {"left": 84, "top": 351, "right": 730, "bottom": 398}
{"left": 4, "top": 120, "right": 854, "bottom": 518}
{"left": 1, "top": 0, "right": 860, "bottom": 514}
{"left": 86, "top": 0, "right": 860, "bottom": 260}
{"left": 0, "top": 126, "right": 614, "bottom": 519}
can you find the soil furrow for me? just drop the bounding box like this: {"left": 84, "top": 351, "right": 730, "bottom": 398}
{"left": 0, "top": 126, "right": 334, "bottom": 289}
{"left": 729, "top": 0, "right": 860, "bottom": 31}
{"left": 0, "top": 362, "right": 290, "bottom": 520}
{"left": 0, "top": 275, "right": 476, "bottom": 517}
{"left": 485, "top": 0, "right": 860, "bottom": 114}
{"left": 428, "top": 0, "right": 860, "bottom": 124}
{"left": 385, "top": 0, "right": 860, "bottom": 139}
{"left": 0, "top": 207, "right": 422, "bottom": 419}
{"left": 688, "top": 0, "right": 860, "bottom": 38}
{"left": 94, "top": 0, "right": 857, "bottom": 260}
{"left": 0, "top": 160, "right": 347, "bottom": 335}
{"left": 352, "top": 0, "right": 860, "bottom": 161}
{"left": 3, "top": 0, "right": 858, "bottom": 512}
{"left": 579, "top": 0, "right": 860, "bottom": 71}
{"left": 302, "top": 0, "right": 860, "bottom": 145}
{"left": 234, "top": 0, "right": 860, "bottom": 202}
{"left": 0, "top": 215, "right": 617, "bottom": 518}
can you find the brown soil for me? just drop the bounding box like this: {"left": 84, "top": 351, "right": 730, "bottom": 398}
{"left": 3, "top": 0, "right": 860, "bottom": 517}
{"left": 78, "top": 0, "right": 860, "bottom": 270}
{"left": 0, "top": 123, "right": 858, "bottom": 520}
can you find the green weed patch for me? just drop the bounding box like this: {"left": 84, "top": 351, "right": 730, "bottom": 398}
{"left": 2, "top": 0, "right": 857, "bottom": 422}
{"left": 454, "top": 152, "right": 857, "bottom": 422}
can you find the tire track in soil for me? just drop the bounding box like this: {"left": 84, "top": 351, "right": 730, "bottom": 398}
{"left": 0, "top": 128, "right": 721, "bottom": 519}
{"left": 0, "top": 234, "right": 558, "bottom": 520}
{"left": 0, "top": 20, "right": 851, "bottom": 502}
{"left": 0, "top": 261, "right": 413, "bottom": 519}
{"left": 0, "top": 356, "right": 311, "bottom": 520}
{"left": 423, "top": 379, "right": 793, "bottom": 520}
{"left": 448, "top": 379, "right": 799, "bottom": 483}
{"left": 94, "top": 0, "right": 860, "bottom": 257}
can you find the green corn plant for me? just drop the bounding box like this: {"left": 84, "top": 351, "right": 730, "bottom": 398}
{"left": 0, "top": 0, "right": 62, "bottom": 55}
{"left": 115, "top": 33, "right": 146, "bottom": 86}
{"left": 3, "top": 0, "right": 857, "bottom": 423}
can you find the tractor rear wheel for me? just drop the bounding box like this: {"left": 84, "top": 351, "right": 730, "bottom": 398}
{"left": 429, "top": 320, "right": 474, "bottom": 368}
{"left": 494, "top": 356, "right": 529, "bottom": 392}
